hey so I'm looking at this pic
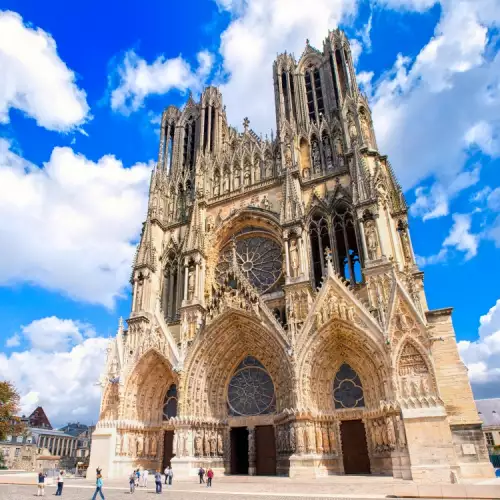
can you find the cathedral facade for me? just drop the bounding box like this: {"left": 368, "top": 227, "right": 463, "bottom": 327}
{"left": 88, "top": 30, "right": 493, "bottom": 482}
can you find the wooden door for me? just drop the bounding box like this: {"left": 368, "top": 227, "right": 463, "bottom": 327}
{"left": 340, "top": 420, "right": 370, "bottom": 474}
{"left": 255, "top": 425, "right": 276, "bottom": 475}
{"left": 230, "top": 427, "right": 249, "bottom": 474}
{"left": 162, "top": 430, "right": 175, "bottom": 469}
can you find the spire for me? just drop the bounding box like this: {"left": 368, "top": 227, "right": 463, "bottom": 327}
{"left": 280, "top": 168, "right": 304, "bottom": 224}
{"left": 134, "top": 216, "right": 156, "bottom": 272}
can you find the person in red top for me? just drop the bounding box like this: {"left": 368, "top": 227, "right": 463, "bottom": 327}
{"left": 206, "top": 468, "right": 214, "bottom": 487}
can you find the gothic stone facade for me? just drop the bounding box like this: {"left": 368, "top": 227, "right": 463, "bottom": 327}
{"left": 88, "top": 30, "right": 494, "bottom": 482}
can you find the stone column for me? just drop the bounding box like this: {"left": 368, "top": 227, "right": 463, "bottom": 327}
{"left": 183, "top": 263, "right": 189, "bottom": 301}
{"left": 358, "top": 219, "right": 369, "bottom": 261}
{"left": 248, "top": 427, "right": 256, "bottom": 476}
{"left": 284, "top": 238, "right": 291, "bottom": 277}
{"left": 194, "top": 261, "right": 200, "bottom": 299}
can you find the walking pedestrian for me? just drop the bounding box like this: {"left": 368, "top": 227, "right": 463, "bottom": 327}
{"left": 164, "top": 466, "right": 169, "bottom": 485}
{"left": 198, "top": 467, "right": 205, "bottom": 484}
{"left": 154, "top": 470, "right": 162, "bottom": 494}
{"left": 36, "top": 472, "right": 46, "bottom": 496}
{"left": 91, "top": 472, "right": 105, "bottom": 500}
{"left": 167, "top": 466, "right": 173, "bottom": 486}
{"left": 129, "top": 471, "right": 136, "bottom": 493}
{"left": 54, "top": 470, "right": 64, "bottom": 496}
{"left": 135, "top": 469, "right": 140, "bottom": 487}
{"left": 143, "top": 469, "right": 149, "bottom": 488}
{"left": 207, "top": 468, "right": 214, "bottom": 487}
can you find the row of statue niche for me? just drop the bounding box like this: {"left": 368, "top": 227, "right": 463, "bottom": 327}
{"left": 212, "top": 159, "right": 274, "bottom": 197}
{"left": 194, "top": 428, "right": 224, "bottom": 457}
{"left": 400, "top": 375, "right": 430, "bottom": 399}
{"left": 348, "top": 112, "right": 373, "bottom": 149}
{"left": 305, "top": 135, "right": 344, "bottom": 180}
{"left": 277, "top": 422, "right": 338, "bottom": 455}
{"left": 368, "top": 415, "right": 406, "bottom": 453}
{"left": 119, "top": 431, "right": 158, "bottom": 458}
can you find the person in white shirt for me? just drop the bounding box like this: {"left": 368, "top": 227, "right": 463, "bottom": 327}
{"left": 55, "top": 470, "right": 64, "bottom": 496}
{"left": 143, "top": 469, "right": 149, "bottom": 488}
{"left": 164, "top": 467, "right": 169, "bottom": 485}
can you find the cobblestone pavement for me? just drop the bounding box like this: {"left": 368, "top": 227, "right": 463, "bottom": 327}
{"left": 0, "top": 483, "right": 389, "bottom": 500}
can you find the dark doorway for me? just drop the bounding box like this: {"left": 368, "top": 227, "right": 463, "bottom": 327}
{"left": 230, "top": 427, "right": 249, "bottom": 474}
{"left": 340, "top": 420, "right": 370, "bottom": 474}
{"left": 255, "top": 425, "right": 276, "bottom": 475}
{"left": 162, "top": 430, "right": 175, "bottom": 470}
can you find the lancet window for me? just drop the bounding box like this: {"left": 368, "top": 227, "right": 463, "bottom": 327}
{"left": 163, "top": 254, "right": 181, "bottom": 321}
{"left": 329, "top": 52, "right": 340, "bottom": 107}
{"left": 304, "top": 67, "right": 325, "bottom": 122}
{"left": 333, "top": 363, "right": 364, "bottom": 409}
{"left": 308, "top": 203, "right": 362, "bottom": 288}
{"left": 227, "top": 356, "right": 276, "bottom": 416}
{"left": 309, "top": 213, "right": 330, "bottom": 288}
{"left": 163, "top": 384, "right": 178, "bottom": 420}
{"left": 183, "top": 118, "right": 196, "bottom": 171}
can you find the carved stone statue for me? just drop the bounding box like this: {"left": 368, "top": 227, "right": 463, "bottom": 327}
{"left": 395, "top": 415, "right": 407, "bottom": 449}
{"left": 315, "top": 425, "right": 323, "bottom": 453}
{"left": 400, "top": 229, "right": 412, "bottom": 261}
{"left": 213, "top": 175, "right": 220, "bottom": 196}
{"left": 365, "top": 220, "right": 379, "bottom": 260}
{"left": 265, "top": 157, "right": 273, "bottom": 178}
{"left": 210, "top": 430, "right": 217, "bottom": 456}
{"left": 296, "top": 425, "right": 304, "bottom": 454}
{"left": 306, "top": 424, "right": 315, "bottom": 453}
{"left": 234, "top": 168, "right": 241, "bottom": 189}
{"left": 361, "top": 114, "right": 372, "bottom": 147}
{"left": 203, "top": 429, "right": 210, "bottom": 457}
{"left": 328, "top": 425, "right": 336, "bottom": 452}
{"left": 386, "top": 417, "right": 396, "bottom": 448}
{"left": 312, "top": 142, "right": 321, "bottom": 173}
{"left": 244, "top": 169, "right": 250, "bottom": 186}
{"left": 261, "top": 194, "right": 271, "bottom": 211}
{"left": 348, "top": 116, "right": 358, "bottom": 142}
{"left": 187, "top": 267, "right": 195, "bottom": 300}
{"left": 323, "top": 137, "right": 333, "bottom": 169}
{"left": 194, "top": 430, "right": 202, "bottom": 456}
{"left": 284, "top": 146, "right": 292, "bottom": 168}
{"left": 322, "top": 426, "right": 330, "bottom": 454}
{"left": 223, "top": 170, "right": 230, "bottom": 193}
{"left": 151, "top": 434, "right": 157, "bottom": 456}
{"left": 135, "top": 278, "right": 144, "bottom": 311}
{"left": 290, "top": 239, "right": 299, "bottom": 277}
{"left": 217, "top": 431, "right": 223, "bottom": 456}
{"left": 289, "top": 424, "right": 296, "bottom": 452}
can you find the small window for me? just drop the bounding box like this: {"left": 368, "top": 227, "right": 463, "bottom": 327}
{"left": 15, "top": 447, "right": 20, "bottom": 457}
{"left": 26, "top": 437, "right": 32, "bottom": 444}
{"left": 485, "top": 432, "right": 494, "bottom": 446}
{"left": 16, "top": 436, "right": 23, "bottom": 443}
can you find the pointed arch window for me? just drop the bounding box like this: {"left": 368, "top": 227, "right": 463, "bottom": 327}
{"left": 167, "top": 124, "right": 175, "bottom": 173}
{"left": 305, "top": 71, "right": 316, "bottom": 121}
{"left": 333, "top": 363, "right": 364, "bottom": 409}
{"left": 282, "top": 72, "right": 291, "bottom": 122}
{"left": 163, "top": 384, "right": 178, "bottom": 420}
{"left": 332, "top": 203, "right": 362, "bottom": 285}
{"left": 227, "top": 356, "right": 276, "bottom": 416}
{"left": 309, "top": 213, "right": 331, "bottom": 289}
{"left": 163, "top": 254, "right": 180, "bottom": 321}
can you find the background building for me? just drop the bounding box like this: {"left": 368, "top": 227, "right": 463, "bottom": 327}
{"left": 476, "top": 399, "right": 500, "bottom": 450}
{"left": 0, "top": 432, "right": 59, "bottom": 471}
{"left": 89, "top": 29, "right": 493, "bottom": 482}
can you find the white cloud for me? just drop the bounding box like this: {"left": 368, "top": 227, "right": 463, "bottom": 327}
{"left": 110, "top": 49, "right": 213, "bottom": 114}
{"left": 442, "top": 213, "right": 479, "bottom": 260}
{"left": 459, "top": 298, "right": 500, "bottom": 398}
{"left": 0, "top": 333, "right": 108, "bottom": 427}
{"left": 415, "top": 248, "right": 447, "bottom": 267}
{"left": 20, "top": 316, "right": 96, "bottom": 351}
{"left": 374, "top": 0, "right": 438, "bottom": 12}
{"left": 0, "top": 10, "right": 89, "bottom": 132}
{"left": 369, "top": 0, "right": 500, "bottom": 192}
{"left": 5, "top": 334, "right": 20, "bottom": 348}
{"left": 216, "top": 0, "right": 358, "bottom": 133}
{"left": 486, "top": 187, "right": 500, "bottom": 212}
{"left": 410, "top": 166, "right": 481, "bottom": 220}
{"left": 0, "top": 138, "right": 152, "bottom": 308}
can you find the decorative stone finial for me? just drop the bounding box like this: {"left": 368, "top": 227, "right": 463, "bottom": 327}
{"left": 324, "top": 247, "right": 333, "bottom": 264}
{"left": 243, "top": 117, "right": 250, "bottom": 131}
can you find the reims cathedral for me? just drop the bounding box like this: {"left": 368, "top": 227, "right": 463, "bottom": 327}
{"left": 89, "top": 30, "right": 493, "bottom": 481}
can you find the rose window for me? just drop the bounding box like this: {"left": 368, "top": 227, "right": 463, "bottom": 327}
{"left": 227, "top": 356, "right": 276, "bottom": 416}
{"left": 333, "top": 363, "right": 365, "bottom": 409}
{"left": 216, "top": 233, "right": 282, "bottom": 293}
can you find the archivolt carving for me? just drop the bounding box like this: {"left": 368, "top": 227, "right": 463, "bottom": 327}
{"left": 122, "top": 349, "right": 177, "bottom": 423}
{"left": 180, "top": 312, "right": 294, "bottom": 419}
{"left": 297, "top": 321, "right": 390, "bottom": 412}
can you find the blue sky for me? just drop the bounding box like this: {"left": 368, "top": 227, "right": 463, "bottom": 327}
{"left": 0, "top": 0, "right": 499, "bottom": 427}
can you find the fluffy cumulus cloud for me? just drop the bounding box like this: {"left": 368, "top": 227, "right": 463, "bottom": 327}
{"left": 0, "top": 138, "right": 152, "bottom": 308}
{"left": 0, "top": 317, "right": 108, "bottom": 426}
{"left": 0, "top": 10, "right": 89, "bottom": 131}
{"left": 459, "top": 299, "right": 500, "bottom": 398}
{"left": 217, "top": 0, "right": 358, "bottom": 133}
{"left": 110, "top": 50, "right": 213, "bottom": 114}
{"left": 367, "top": 0, "right": 500, "bottom": 200}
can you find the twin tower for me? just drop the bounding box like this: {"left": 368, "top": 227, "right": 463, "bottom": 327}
{"left": 89, "top": 30, "right": 493, "bottom": 482}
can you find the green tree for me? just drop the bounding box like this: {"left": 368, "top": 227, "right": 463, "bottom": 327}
{"left": 0, "top": 381, "right": 24, "bottom": 441}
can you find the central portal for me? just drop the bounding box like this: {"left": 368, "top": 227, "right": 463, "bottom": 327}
{"left": 230, "top": 427, "right": 249, "bottom": 474}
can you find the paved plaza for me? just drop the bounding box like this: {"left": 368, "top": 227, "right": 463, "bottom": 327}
{"left": 1, "top": 474, "right": 500, "bottom": 500}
